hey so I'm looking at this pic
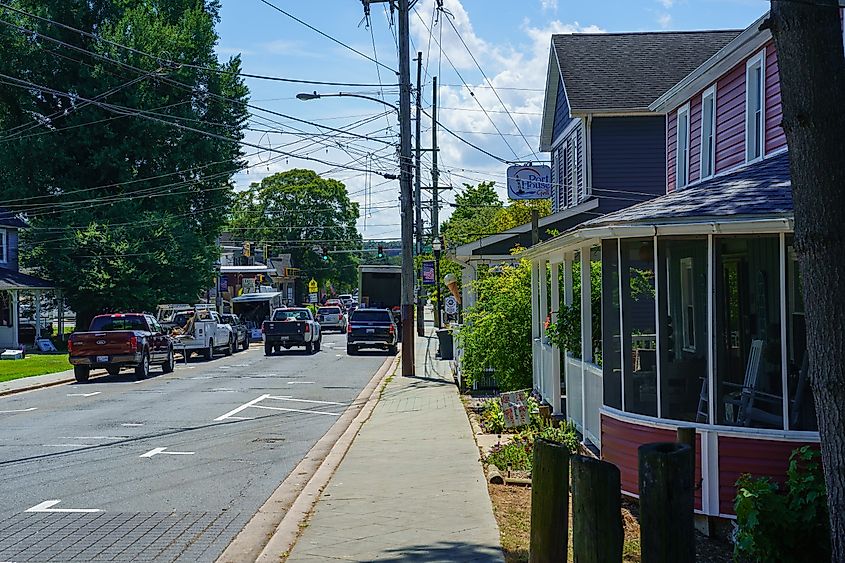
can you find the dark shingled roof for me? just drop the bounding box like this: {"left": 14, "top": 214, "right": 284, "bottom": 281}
{"left": 554, "top": 30, "right": 741, "bottom": 112}
{"left": 0, "top": 209, "right": 27, "bottom": 229}
{"left": 0, "top": 267, "right": 53, "bottom": 290}
{"left": 583, "top": 151, "right": 792, "bottom": 227}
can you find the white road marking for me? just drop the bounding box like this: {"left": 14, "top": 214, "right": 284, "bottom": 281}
{"left": 191, "top": 376, "right": 213, "bottom": 380}
{"left": 214, "top": 394, "right": 270, "bottom": 422}
{"left": 0, "top": 407, "right": 36, "bottom": 414}
{"left": 67, "top": 392, "right": 101, "bottom": 397}
{"left": 335, "top": 354, "right": 343, "bottom": 357}
{"left": 252, "top": 405, "right": 340, "bottom": 416}
{"left": 59, "top": 436, "right": 126, "bottom": 440}
{"left": 139, "top": 447, "right": 195, "bottom": 458}
{"left": 211, "top": 388, "right": 236, "bottom": 392}
{"left": 121, "top": 423, "right": 144, "bottom": 427}
{"left": 43, "top": 444, "right": 93, "bottom": 447}
{"left": 286, "top": 381, "right": 314, "bottom": 385}
{"left": 26, "top": 500, "right": 101, "bottom": 513}
{"left": 224, "top": 415, "right": 253, "bottom": 420}
{"left": 266, "top": 396, "right": 346, "bottom": 406}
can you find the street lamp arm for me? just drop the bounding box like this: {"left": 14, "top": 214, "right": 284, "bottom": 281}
{"left": 296, "top": 91, "right": 398, "bottom": 112}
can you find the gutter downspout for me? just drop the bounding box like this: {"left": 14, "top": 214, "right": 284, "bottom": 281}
{"left": 585, "top": 114, "right": 593, "bottom": 197}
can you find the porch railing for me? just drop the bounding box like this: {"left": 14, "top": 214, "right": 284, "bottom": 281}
{"left": 564, "top": 355, "right": 603, "bottom": 449}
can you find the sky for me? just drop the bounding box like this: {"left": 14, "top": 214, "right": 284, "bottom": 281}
{"left": 215, "top": 0, "right": 769, "bottom": 242}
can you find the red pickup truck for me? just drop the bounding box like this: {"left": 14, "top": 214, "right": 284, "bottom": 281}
{"left": 68, "top": 313, "right": 175, "bottom": 383}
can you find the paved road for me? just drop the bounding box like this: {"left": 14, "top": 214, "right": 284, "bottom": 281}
{"left": 0, "top": 333, "right": 390, "bottom": 563}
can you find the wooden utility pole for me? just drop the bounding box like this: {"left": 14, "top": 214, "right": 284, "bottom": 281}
{"left": 414, "top": 51, "right": 425, "bottom": 337}
{"left": 769, "top": 1, "right": 845, "bottom": 555}
{"left": 431, "top": 75, "right": 441, "bottom": 328}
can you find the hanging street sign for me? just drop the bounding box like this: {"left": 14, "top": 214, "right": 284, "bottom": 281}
{"left": 422, "top": 261, "right": 435, "bottom": 285}
{"left": 506, "top": 164, "right": 553, "bottom": 200}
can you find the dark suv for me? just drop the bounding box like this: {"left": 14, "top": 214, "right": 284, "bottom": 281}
{"left": 346, "top": 308, "right": 398, "bottom": 355}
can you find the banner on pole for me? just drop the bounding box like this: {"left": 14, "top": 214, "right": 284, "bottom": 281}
{"left": 422, "top": 260, "right": 435, "bottom": 285}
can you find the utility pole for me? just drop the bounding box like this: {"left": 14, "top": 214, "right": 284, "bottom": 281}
{"left": 397, "top": 0, "right": 415, "bottom": 376}
{"left": 414, "top": 51, "right": 425, "bottom": 337}
{"left": 431, "top": 75, "right": 441, "bottom": 328}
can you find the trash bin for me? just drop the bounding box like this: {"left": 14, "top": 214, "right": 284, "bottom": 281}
{"left": 437, "top": 328, "right": 454, "bottom": 360}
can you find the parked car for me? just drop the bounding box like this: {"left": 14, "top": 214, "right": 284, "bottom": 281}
{"left": 338, "top": 294, "right": 354, "bottom": 308}
{"left": 262, "top": 307, "right": 322, "bottom": 355}
{"left": 221, "top": 313, "right": 250, "bottom": 351}
{"left": 316, "top": 306, "right": 347, "bottom": 332}
{"left": 68, "top": 313, "right": 175, "bottom": 382}
{"left": 324, "top": 298, "right": 346, "bottom": 312}
{"left": 157, "top": 304, "right": 235, "bottom": 359}
{"left": 346, "top": 308, "right": 397, "bottom": 355}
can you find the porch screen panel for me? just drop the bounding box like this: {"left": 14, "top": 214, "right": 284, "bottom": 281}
{"left": 601, "top": 239, "right": 622, "bottom": 410}
{"left": 658, "top": 237, "right": 709, "bottom": 422}
{"left": 786, "top": 236, "right": 815, "bottom": 430}
{"left": 620, "top": 239, "right": 657, "bottom": 416}
{"left": 714, "top": 236, "right": 783, "bottom": 429}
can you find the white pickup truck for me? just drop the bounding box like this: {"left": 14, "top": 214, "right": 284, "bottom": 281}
{"left": 157, "top": 304, "right": 235, "bottom": 360}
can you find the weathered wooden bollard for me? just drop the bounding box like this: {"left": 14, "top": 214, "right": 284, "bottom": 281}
{"left": 638, "top": 442, "right": 695, "bottom": 563}
{"left": 529, "top": 438, "right": 570, "bottom": 563}
{"left": 571, "top": 455, "right": 623, "bottom": 563}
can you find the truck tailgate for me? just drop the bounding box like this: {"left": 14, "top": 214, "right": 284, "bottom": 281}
{"left": 264, "top": 321, "right": 305, "bottom": 335}
{"left": 70, "top": 332, "right": 135, "bottom": 356}
{"left": 349, "top": 323, "right": 392, "bottom": 339}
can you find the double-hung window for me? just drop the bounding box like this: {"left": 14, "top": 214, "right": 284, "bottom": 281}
{"left": 745, "top": 51, "right": 765, "bottom": 162}
{"left": 680, "top": 257, "right": 696, "bottom": 352}
{"left": 700, "top": 86, "right": 716, "bottom": 179}
{"left": 675, "top": 104, "right": 690, "bottom": 189}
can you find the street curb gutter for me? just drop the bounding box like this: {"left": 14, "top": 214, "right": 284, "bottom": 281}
{"left": 0, "top": 376, "right": 75, "bottom": 397}
{"left": 216, "top": 352, "right": 400, "bottom": 563}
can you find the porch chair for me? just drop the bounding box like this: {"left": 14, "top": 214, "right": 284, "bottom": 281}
{"left": 742, "top": 355, "right": 809, "bottom": 429}
{"left": 723, "top": 339, "right": 764, "bottom": 426}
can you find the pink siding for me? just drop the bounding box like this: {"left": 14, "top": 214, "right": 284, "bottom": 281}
{"left": 601, "top": 415, "right": 703, "bottom": 511}
{"left": 688, "top": 94, "right": 703, "bottom": 181}
{"left": 715, "top": 63, "right": 746, "bottom": 173}
{"left": 764, "top": 41, "right": 786, "bottom": 153}
{"left": 666, "top": 109, "right": 677, "bottom": 193}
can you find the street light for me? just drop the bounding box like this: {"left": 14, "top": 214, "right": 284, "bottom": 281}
{"left": 432, "top": 237, "right": 442, "bottom": 329}
{"left": 296, "top": 88, "right": 416, "bottom": 377}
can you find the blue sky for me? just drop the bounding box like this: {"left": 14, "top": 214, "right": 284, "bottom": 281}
{"left": 215, "top": 0, "right": 768, "bottom": 241}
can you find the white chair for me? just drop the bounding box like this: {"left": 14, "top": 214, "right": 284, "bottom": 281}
{"left": 723, "top": 340, "right": 764, "bottom": 426}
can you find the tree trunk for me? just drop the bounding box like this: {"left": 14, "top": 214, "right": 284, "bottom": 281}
{"left": 769, "top": 1, "right": 845, "bottom": 557}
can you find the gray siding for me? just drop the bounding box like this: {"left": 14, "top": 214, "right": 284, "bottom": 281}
{"left": 590, "top": 116, "right": 667, "bottom": 214}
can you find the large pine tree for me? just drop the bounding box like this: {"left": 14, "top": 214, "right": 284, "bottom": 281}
{"left": 0, "top": 0, "right": 248, "bottom": 328}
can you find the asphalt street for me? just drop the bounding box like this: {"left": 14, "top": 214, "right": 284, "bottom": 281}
{"left": 0, "top": 332, "right": 390, "bottom": 563}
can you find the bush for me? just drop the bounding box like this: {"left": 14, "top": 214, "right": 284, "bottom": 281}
{"left": 483, "top": 422, "right": 579, "bottom": 472}
{"left": 734, "top": 446, "right": 829, "bottom": 562}
{"left": 480, "top": 399, "right": 507, "bottom": 434}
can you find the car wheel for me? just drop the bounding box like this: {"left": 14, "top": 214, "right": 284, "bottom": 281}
{"left": 242, "top": 336, "right": 250, "bottom": 351}
{"left": 74, "top": 366, "right": 90, "bottom": 383}
{"left": 388, "top": 344, "right": 398, "bottom": 355}
{"left": 134, "top": 352, "right": 150, "bottom": 380}
{"left": 106, "top": 366, "right": 121, "bottom": 376}
{"left": 314, "top": 337, "right": 321, "bottom": 353}
{"left": 161, "top": 348, "right": 175, "bottom": 374}
{"left": 264, "top": 342, "right": 273, "bottom": 356}
{"left": 225, "top": 337, "right": 234, "bottom": 356}
{"left": 205, "top": 340, "right": 214, "bottom": 361}
{"left": 305, "top": 341, "right": 313, "bottom": 354}
{"left": 346, "top": 345, "right": 356, "bottom": 355}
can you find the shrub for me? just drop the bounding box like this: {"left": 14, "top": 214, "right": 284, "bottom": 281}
{"left": 537, "top": 422, "right": 579, "bottom": 454}
{"left": 733, "top": 446, "right": 829, "bottom": 562}
{"left": 480, "top": 398, "right": 507, "bottom": 434}
{"left": 485, "top": 433, "right": 533, "bottom": 471}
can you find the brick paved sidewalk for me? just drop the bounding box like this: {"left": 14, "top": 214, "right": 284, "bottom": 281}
{"left": 284, "top": 323, "right": 503, "bottom": 562}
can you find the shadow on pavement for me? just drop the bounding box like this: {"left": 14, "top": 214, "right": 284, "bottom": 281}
{"left": 376, "top": 541, "right": 505, "bottom": 562}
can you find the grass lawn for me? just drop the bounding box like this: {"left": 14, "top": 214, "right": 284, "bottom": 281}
{"left": 0, "top": 354, "right": 71, "bottom": 383}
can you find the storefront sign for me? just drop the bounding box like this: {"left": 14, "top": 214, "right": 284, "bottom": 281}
{"left": 506, "top": 164, "right": 552, "bottom": 200}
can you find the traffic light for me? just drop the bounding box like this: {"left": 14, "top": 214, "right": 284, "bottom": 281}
{"left": 242, "top": 241, "right": 251, "bottom": 257}
{"left": 322, "top": 247, "right": 329, "bottom": 261}
{"left": 377, "top": 244, "right": 384, "bottom": 258}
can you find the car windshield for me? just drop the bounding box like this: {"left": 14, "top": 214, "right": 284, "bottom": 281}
{"left": 350, "top": 310, "right": 392, "bottom": 323}
{"left": 318, "top": 307, "right": 341, "bottom": 314}
{"left": 89, "top": 315, "right": 148, "bottom": 332}
{"left": 222, "top": 315, "right": 236, "bottom": 324}
{"left": 273, "top": 310, "right": 310, "bottom": 321}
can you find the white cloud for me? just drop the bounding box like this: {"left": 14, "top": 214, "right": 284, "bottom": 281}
{"left": 657, "top": 12, "right": 672, "bottom": 28}
{"left": 658, "top": 0, "right": 674, "bottom": 8}
{"left": 540, "top": 0, "right": 558, "bottom": 13}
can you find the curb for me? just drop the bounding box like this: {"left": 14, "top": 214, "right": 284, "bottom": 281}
{"left": 217, "top": 351, "right": 400, "bottom": 563}
{"left": 0, "top": 369, "right": 112, "bottom": 398}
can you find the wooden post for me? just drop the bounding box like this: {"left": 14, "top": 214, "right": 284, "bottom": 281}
{"left": 638, "top": 442, "right": 695, "bottom": 563}
{"left": 530, "top": 438, "right": 570, "bottom": 563}
{"left": 571, "top": 455, "right": 623, "bottom": 563}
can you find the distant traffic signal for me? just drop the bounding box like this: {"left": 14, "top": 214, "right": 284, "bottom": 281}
{"left": 242, "top": 241, "right": 251, "bottom": 257}
{"left": 377, "top": 244, "right": 384, "bottom": 258}
{"left": 322, "top": 247, "right": 329, "bottom": 261}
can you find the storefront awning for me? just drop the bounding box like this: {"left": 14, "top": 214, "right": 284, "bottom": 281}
{"left": 0, "top": 268, "right": 54, "bottom": 291}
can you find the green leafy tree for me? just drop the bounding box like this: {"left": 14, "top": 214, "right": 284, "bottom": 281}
{"left": 457, "top": 259, "right": 532, "bottom": 392}
{"left": 0, "top": 0, "right": 248, "bottom": 328}
{"left": 229, "top": 169, "right": 361, "bottom": 301}
{"left": 440, "top": 181, "right": 502, "bottom": 247}
{"left": 491, "top": 198, "right": 551, "bottom": 232}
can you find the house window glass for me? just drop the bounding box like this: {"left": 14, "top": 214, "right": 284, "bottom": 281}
{"left": 786, "top": 236, "right": 815, "bottom": 430}
{"left": 601, "top": 239, "right": 622, "bottom": 410}
{"left": 714, "top": 236, "right": 783, "bottom": 429}
{"left": 620, "top": 239, "right": 657, "bottom": 416}
{"left": 746, "top": 55, "right": 764, "bottom": 162}
{"left": 658, "top": 238, "right": 708, "bottom": 422}
{"left": 676, "top": 106, "right": 690, "bottom": 189}
{"left": 700, "top": 89, "right": 716, "bottom": 178}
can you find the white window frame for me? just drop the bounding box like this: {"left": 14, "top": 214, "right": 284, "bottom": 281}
{"left": 675, "top": 103, "right": 691, "bottom": 190}
{"left": 700, "top": 85, "right": 717, "bottom": 180}
{"left": 680, "top": 256, "right": 696, "bottom": 352}
{"left": 0, "top": 228, "right": 6, "bottom": 264}
{"left": 745, "top": 50, "right": 766, "bottom": 163}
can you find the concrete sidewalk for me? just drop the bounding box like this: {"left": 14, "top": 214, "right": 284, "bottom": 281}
{"left": 284, "top": 325, "right": 504, "bottom": 562}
